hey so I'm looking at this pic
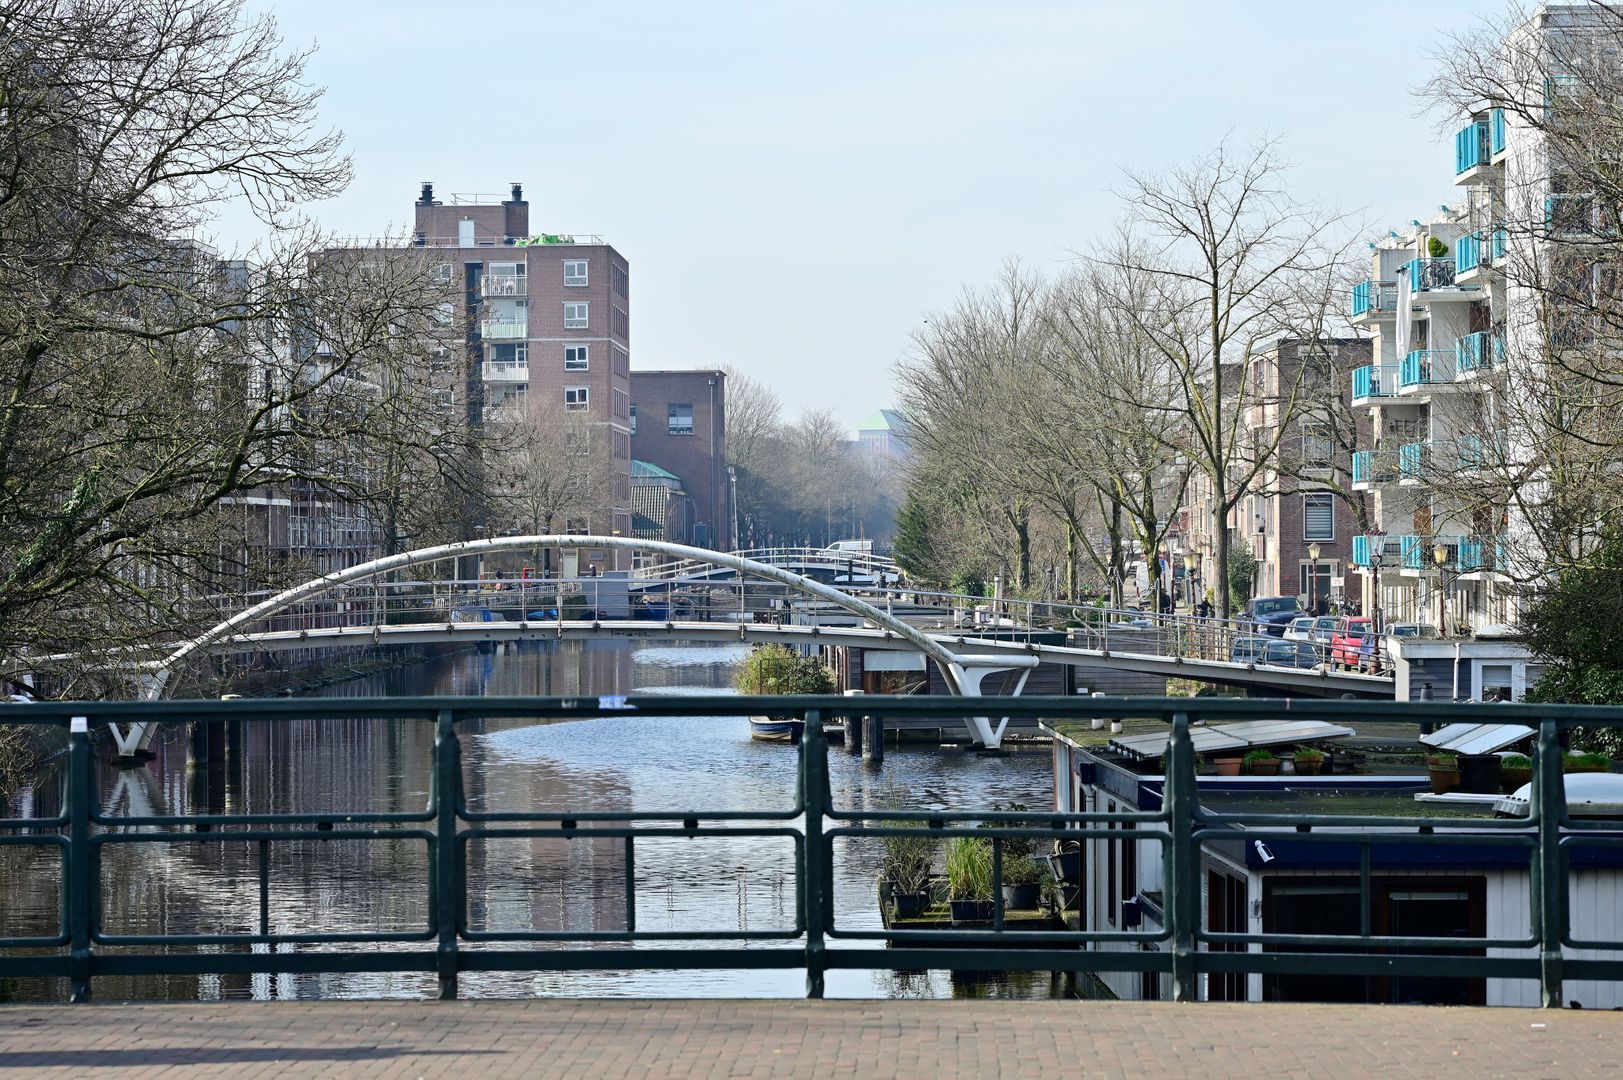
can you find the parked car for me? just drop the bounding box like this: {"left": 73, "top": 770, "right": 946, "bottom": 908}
{"left": 1310, "top": 615, "right": 1340, "bottom": 646}
{"left": 1330, "top": 617, "right": 1375, "bottom": 669}
{"left": 1261, "top": 638, "right": 1322, "bottom": 669}
{"left": 1229, "top": 635, "right": 1272, "bottom": 664}
{"left": 1243, "top": 595, "right": 1302, "bottom": 637}
{"left": 1282, "top": 616, "right": 1316, "bottom": 643}
{"left": 1385, "top": 622, "right": 1440, "bottom": 640}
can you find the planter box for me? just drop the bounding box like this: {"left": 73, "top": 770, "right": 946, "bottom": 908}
{"left": 1001, "top": 882, "right": 1040, "bottom": 911}
{"left": 892, "top": 890, "right": 931, "bottom": 919}
{"left": 949, "top": 899, "right": 995, "bottom": 925}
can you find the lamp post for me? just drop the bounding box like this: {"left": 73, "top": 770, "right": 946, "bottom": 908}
{"left": 1432, "top": 542, "right": 1462, "bottom": 636}
{"left": 726, "top": 464, "right": 739, "bottom": 553}
{"left": 1182, "top": 552, "right": 1198, "bottom": 609}
{"left": 1308, "top": 542, "right": 1322, "bottom": 616}
{"left": 1369, "top": 532, "right": 1386, "bottom": 634}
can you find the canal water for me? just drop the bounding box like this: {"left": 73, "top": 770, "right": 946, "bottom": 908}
{"left": 0, "top": 641, "right": 1060, "bottom": 1001}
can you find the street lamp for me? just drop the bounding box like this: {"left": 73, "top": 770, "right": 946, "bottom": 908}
{"left": 1432, "top": 541, "right": 1461, "bottom": 636}
{"left": 1369, "top": 531, "right": 1386, "bottom": 634}
{"left": 726, "top": 465, "right": 739, "bottom": 553}
{"left": 1182, "top": 552, "right": 1198, "bottom": 608}
{"left": 1308, "top": 542, "right": 1322, "bottom": 615}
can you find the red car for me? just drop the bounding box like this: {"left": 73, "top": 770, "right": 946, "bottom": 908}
{"left": 1330, "top": 617, "right": 1376, "bottom": 670}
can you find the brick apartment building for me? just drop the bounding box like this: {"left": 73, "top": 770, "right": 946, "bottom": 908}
{"left": 628, "top": 370, "right": 729, "bottom": 549}
{"left": 334, "top": 183, "right": 634, "bottom": 571}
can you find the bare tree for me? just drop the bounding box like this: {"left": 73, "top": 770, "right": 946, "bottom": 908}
{"left": 1095, "top": 142, "right": 1352, "bottom": 616}
{"left": 0, "top": 0, "right": 459, "bottom": 678}
{"left": 486, "top": 401, "right": 614, "bottom": 553}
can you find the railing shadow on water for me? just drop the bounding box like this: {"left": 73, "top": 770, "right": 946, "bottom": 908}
{"left": 0, "top": 695, "right": 1616, "bottom": 1005}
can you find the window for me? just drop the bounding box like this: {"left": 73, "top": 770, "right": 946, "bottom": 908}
{"left": 612, "top": 345, "right": 630, "bottom": 377}
{"left": 564, "top": 302, "right": 589, "bottom": 329}
{"left": 629, "top": 403, "right": 637, "bottom": 435}
{"left": 564, "top": 259, "right": 588, "bottom": 286}
{"left": 565, "top": 344, "right": 589, "bottom": 370}
{"left": 1105, "top": 801, "right": 1117, "bottom": 927}
{"left": 430, "top": 388, "right": 454, "bottom": 411}
{"left": 612, "top": 305, "right": 629, "bottom": 338}
{"left": 667, "top": 403, "right": 694, "bottom": 435}
{"left": 1119, "top": 821, "right": 1137, "bottom": 927}
{"left": 564, "top": 385, "right": 590, "bottom": 411}
{"left": 612, "top": 263, "right": 629, "bottom": 298}
{"left": 1301, "top": 423, "right": 1333, "bottom": 469}
{"left": 431, "top": 262, "right": 453, "bottom": 284}
{"left": 1303, "top": 492, "right": 1335, "bottom": 540}
{"left": 488, "top": 343, "right": 527, "bottom": 370}
{"left": 612, "top": 387, "right": 629, "bottom": 419}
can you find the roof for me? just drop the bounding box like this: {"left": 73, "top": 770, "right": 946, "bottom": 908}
{"left": 1420, "top": 722, "right": 1535, "bottom": 756}
{"left": 1108, "top": 719, "right": 1357, "bottom": 762}
{"left": 631, "top": 459, "right": 682, "bottom": 482}
{"left": 858, "top": 409, "right": 908, "bottom": 433}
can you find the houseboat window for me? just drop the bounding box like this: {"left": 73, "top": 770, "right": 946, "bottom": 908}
{"left": 1105, "top": 801, "right": 1116, "bottom": 927}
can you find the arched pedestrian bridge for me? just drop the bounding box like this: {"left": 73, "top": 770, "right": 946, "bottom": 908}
{"left": 116, "top": 536, "right": 1391, "bottom": 757}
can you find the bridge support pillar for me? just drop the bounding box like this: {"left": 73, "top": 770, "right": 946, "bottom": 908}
{"left": 861, "top": 714, "right": 884, "bottom": 766}
{"left": 842, "top": 690, "right": 863, "bottom": 754}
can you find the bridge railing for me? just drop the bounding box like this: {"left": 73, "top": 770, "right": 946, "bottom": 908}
{"left": 0, "top": 696, "right": 1615, "bottom": 1004}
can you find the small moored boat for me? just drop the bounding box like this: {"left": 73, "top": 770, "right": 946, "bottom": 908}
{"left": 748, "top": 716, "right": 803, "bottom": 742}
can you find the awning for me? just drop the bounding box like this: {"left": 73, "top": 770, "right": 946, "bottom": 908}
{"left": 1419, "top": 723, "right": 1535, "bottom": 756}
{"left": 1108, "top": 719, "right": 1356, "bottom": 761}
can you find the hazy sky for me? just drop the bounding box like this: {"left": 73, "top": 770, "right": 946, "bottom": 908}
{"left": 218, "top": 0, "right": 1497, "bottom": 431}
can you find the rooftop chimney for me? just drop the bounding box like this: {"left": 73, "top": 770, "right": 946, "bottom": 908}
{"left": 418, "top": 181, "right": 436, "bottom": 206}
{"left": 509, "top": 182, "right": 524, "bottom": 203}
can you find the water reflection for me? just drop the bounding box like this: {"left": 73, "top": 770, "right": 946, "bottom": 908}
{"left": 1, "top": 640, "right": 1062, "bottom": 1001}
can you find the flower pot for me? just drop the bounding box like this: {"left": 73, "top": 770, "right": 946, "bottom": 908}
{"left": 1428, "top": 766, "right": 1461, "bottom": 795}
{"left": 1295, "top": 758, "right": 1323, "bottom": 776}
{"left": 892, "top": 890, "right": 931, "bottom": 920}
{"left": 1110, "top": 721, "right": 1123, "bottom": 734}
{"left": 949, "top": 899, "right": 994, "bottom": 925}
{"left": 1001, "top": 882, "right": 1040, "bottom": 911}
{"left": 1214, "top": 756, "right": 1243, "bottom": 776}
{"left": 1500, "top": 766, "right": 1533, "bottom": 793}
{"left": 1247, "top": 759, "right": 1280, "bottom": 776}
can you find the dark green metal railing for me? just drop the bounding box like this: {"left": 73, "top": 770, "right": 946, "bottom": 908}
{"left": 1, "top": 695, "right": 1621, "bottom": 1006}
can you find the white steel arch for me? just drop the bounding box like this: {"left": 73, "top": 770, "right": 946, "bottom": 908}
{"left": 115, "top": 535, "right": 1035, "bottom": 755}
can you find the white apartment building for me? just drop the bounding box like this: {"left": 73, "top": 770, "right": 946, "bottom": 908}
{"left": 1348, "top": 4, "right": 1611, "bottom": 636}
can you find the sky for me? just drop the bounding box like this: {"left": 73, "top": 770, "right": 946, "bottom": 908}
{"left": 217, "top": 0, "right": 1500, "bottom": 432}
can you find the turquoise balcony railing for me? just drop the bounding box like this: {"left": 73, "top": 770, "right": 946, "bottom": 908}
{"left": 1456, "top": 330, "right": 1504, "bottom": 372}
{"left": 1491, "top": 108, "right": 1506, "bottom": 155}
{"left": 1456, "top": 232, "right": 1482, "bottom": 274}
{"left": 1455, "top": 434, "right": 1484, "bottom": 468}
{"left": 1547, "top": 193, "right": 1594, "bottom": 234}
{"left": 1401, "top": 348, "right": 1455, "bottom": 387}
{"left": 1351, "top": 534, "right": 1371, "bottom": 567}
{"left": 1350, "top": 279, "right": 1397, "bottom": 318}
{"left": 1399, "top": 442, "right": 1424, "bottom": 480}
{"left": 1352, "top": 450, "right": 1399, "bottom": 485}
{"left": 1400, "top": 533, "right": 1427, "bottom": 569}
{"left": 1405, "top": 257, "right": 1456, "bottom": 291}
{"left": 1455, "top": 120, "right": 1490, "bottom": 174}
{"left": 1351, "top": 363, "right": 1399, "bottom": 400}
{"left": 1492, "top": 226, "right": 1507, "bottom": 262}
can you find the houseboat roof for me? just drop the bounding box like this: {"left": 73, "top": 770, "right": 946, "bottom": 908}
{"left": 1105, "top": 719, "right": 1357, "bottom": 762}
{"left": 1419, "top": 722, "right": 1535, "bottom": 756}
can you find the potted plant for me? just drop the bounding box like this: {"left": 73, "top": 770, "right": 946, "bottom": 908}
{"left": 1293, "top": 746, "right": 1326, "bottom": 776}
{"left": 1500, "top": 753, "right": 1533, "bottom": 792}
{"left": 881, "top": 821, "right": 937, "bottom": 919}
{"left": 1212, "top": 755, "right": 1243, "bottom": 776}
{"left": 1564, "top": 751, "right": 1612, "bottom": 774}
{"left": 1427, "top": 752, "right": 1461, "bottom": 794}
{"left": 979, "top": 802, "right": 1043, "bottom": 910}
{"left": 735, "top": 644, "right": 835, "bottom": 742}
{"left": 946, "top": 836, "right": 993, "bottom": 924}
{"left": 1243, "top": 749, "right": 1281, "bottom": 776}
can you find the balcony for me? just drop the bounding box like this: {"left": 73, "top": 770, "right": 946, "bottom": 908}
{"left": 1350, "top": 279, "right": 1398, "bottom": 320}
{"left": 481, "top": 273, "right": 526, "bottom": 298}
{"left": 1492, "top": 226, "right": 1507, "bottom": 263}
{"left": 1350, "top": 363, "right": 1399, "bottom": 403}
{"left": 482, "top": 360, "right": 529, "bottom": 382}
{"left": 1455, "top": 232, "right": 1482, "bottom": 275}
{"left": 1491, "top": 108, "right": 1507, "bottom": 156}
{"left": 1398, "top": 442, "right": 1425, "bottom": 481}
{"left": 1351, "top": 450, "right": 1399, "bottom": 489}
{"left": 1351, "top": 533, "right": 1404, "bottom": 568}
{"left": 1400, "top": 348, "right": 1457, "bottom": 389}
{"left": 1546, "top": 193, "right": 1597, "bottom": 235}
{"left": 1404, "top": 257, "right": 1459, "bottom": 293}
{"left": 1458, "top": 535, "right": 1509, "bottom": 573}
{"left": 1456, "top": 330, "right": 1504, "bottom": 373}
{"left": 479, "top": 319, "right": 528, "bottom": 340}
{"left": 1454, "top": 120, "right": 1491, "bottom": 175}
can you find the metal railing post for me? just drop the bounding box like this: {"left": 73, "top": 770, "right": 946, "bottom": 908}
{"left": 1534, "top": 716, "right": 1566, "bottom": 1008}
{"left": 1164, "top": 709, "right": 1200, "bottom": 1002}
{"left": 801, "top": 708, "right": 828, "bottom": 998}
{"left": 66, "top": 716, "right": 93, "bottom": 1003}
{"left": 433, "top": 709, "right": 461, "bottom": 1000}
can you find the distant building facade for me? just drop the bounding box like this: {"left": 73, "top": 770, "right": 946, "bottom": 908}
{"left": 628, "top": 369, "right": 729, "bottom": 549}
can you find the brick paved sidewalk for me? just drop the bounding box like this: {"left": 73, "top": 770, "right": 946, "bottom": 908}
{"left": 0, "top": 998, "right": 1615, "bottom": 1078}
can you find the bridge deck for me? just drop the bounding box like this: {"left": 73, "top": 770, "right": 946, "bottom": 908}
{"left": 0, "top": 998, "right": 1608, "bottom": 1077}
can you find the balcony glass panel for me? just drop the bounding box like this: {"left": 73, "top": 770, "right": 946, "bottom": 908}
{"left": 480, "top": 320, "right": 528, "bottom": 340}
{"left": 1401, "top": 349, "right": 1456, "bottom": 387}
{"left": 1491, "top": 227, "right": 1507, "bottom": 262}
{"left": 1456, "top": 331, "right": 1504, "bottom": 373}
{"left": 1455, "top": 120, "right": 1490, "bottom": 174}
{"left": 1351, "top": 363, "right": 1398, "bottom": 399}
{"left": 1455, "top": 232, "right": 1481, "bottom": 274}
{"left": 1406, "top": 258, "right": 1457, "bottom": 291}
{"left": 1399, "top": 443, "right": 1424, "bottom": 481}
{"left": 1491, "top": 108, "right": 1506, "bottom": 155}
{"left": 1350, "top": 279, "right": 1397, "bottom": 317}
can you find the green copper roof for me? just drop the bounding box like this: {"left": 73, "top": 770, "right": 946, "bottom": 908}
{"left": 631, "top": 459, "right": 682, "bottom": 482}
